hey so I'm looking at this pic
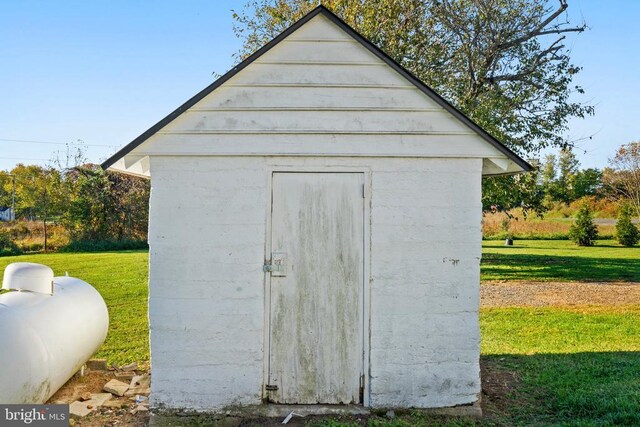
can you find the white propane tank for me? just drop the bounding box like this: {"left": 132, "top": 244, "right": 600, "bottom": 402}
{"left": 0, "top": 262, "right": 109, "bottom": 404}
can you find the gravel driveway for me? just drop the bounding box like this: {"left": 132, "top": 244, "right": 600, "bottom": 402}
{"left": 481, "top": 281, "right": 640, "bottom": 307}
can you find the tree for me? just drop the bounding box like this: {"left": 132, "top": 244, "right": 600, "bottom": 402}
{"left": 604, "top": 142, "right": 640, "bottom": 218}
{"left": 615, "top": 203, "right": 639, "bottom": 247}
{"left": 541, "top": 153, "right": 561, "bottom": 202}
{"left": 568, "top": 203, "right": 598, "bottom": 246}
{"left": 233, "top": 0, "right": 593, "bottom": 211}
{"left": 482, "top": 158, "right": 544, "bottom": 215}
{"left": 5, "top": 165, "right": 68, "bottom": 251}
{"left": 62, "top": 164, "right": 150, "bottom": 242}
{"left": 556, "top": 148, "right": 579, "bottom": 202}
{"left": 572, "top": 168, "right": 602, "bottom": 199}
{"left": 0, "top": 171, "right": 14, "bottom": 209}
{"left": 541, "top": 154, "right": 557, "bottom": 188}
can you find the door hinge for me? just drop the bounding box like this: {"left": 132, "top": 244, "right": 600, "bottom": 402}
{"left": 362, "top": 184, "right": 365, "bottom": 198}
{"left": 265, "top": 384, "right": 278, "bottom": 391}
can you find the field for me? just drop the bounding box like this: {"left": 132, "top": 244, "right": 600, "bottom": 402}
{"left": 1, "top": 241, "right": 638, "bottom": 425}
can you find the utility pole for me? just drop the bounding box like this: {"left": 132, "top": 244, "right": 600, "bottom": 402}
{"left": 9, "top": 174, "right": 15, "bottom": 221}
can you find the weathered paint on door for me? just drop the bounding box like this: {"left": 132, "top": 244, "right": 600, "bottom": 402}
{"left": 268, "top": 172, "right": 364, "bottom": 404}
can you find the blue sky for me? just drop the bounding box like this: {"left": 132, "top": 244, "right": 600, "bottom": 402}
{"left": 0, "top": 0, "right": 638, "bottom": 171}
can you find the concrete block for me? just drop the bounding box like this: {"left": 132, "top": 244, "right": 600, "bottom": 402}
{"left": 103, "top": 379, "right": 130, "bottom": 397}
{"left": 69, "top": 393, "right": 112, "bottom": 417}
{"left": 85, "top": 359, "right": 108, "bottom": 371}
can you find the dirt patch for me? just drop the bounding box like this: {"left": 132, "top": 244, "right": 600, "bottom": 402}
{"left": 481, "top": 281, "right": 640, "bottom": 307}
{"left": 480, "top": 358, "right": 523, "bottom": 420}
{"left": 47, "top": 369, "right": 149, "bottom": 426}
{"left": 48, "top": 372, "right": 113, "bottom": 404}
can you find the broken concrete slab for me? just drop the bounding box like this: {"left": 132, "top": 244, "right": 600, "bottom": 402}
{"left": 129, "top": 374, "right": 150, "bottom": 388}
{"left": 88, "top": 393, "right": 113, "bottom": 407}
{"left": 125, "top": 374, "right": 151, "bottom": 396}
{"left": 69, "top": 393, "right": 113, "bottom": 417}
{"left": 125, "top": 387, "right": 151, "bottom": 397}
{"left": 69, "top": 401, "right": 92, "bottom": 418}
{"left": 115, "top": 371, "right": 136, "bottom": 380}
{"left": 103, "top": 379, "right": 130, "bottom": 397}
{"left": 86, "top": 359, "right": 109, "bottom": 371}
{"left": 121, "top": 362, "right": 138, "bottom": 371}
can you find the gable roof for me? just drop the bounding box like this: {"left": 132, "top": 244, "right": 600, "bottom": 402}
{"left": 102, "top": 5, "right": 532, "bottom": 173}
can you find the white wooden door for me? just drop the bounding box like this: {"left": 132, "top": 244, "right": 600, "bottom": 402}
{"left": 267, "top": 172, "right": 365, "bottom": 404}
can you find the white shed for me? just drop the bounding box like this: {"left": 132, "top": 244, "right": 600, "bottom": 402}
{"left": 104, "top": 6, "right": 530, "bottom": 414}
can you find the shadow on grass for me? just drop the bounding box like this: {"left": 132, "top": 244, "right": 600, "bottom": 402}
{"left": 482, "top": 352, "right": 640, "bottom": 426}
{"left": 481, "top": 253, "right": 640, "bottom": 281}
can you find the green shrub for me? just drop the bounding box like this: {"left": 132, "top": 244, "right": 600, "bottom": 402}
{"left": 59, "top": 239, "right": 148, "bottom": 253}
{"left": 615, "top": 203, "right": 639, "bottom": 247}
{"left": 0, "top": 230, "right": 22, "bottom": 256}
{"left": 569, "top": 204, "right": 598, "bottom": 246}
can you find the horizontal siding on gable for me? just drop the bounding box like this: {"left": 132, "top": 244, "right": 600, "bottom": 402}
{"left": 257, "top": 40, "right": 379, "bottom": 63}
{"left": 163, "top": 110, "right": 471, "bottom": 133}
{"left": 226, "top": 62, "right": 410, "bottom": 86}
{"left": 192, "top": 86, "right": 443, "bottom": 110}
{"left": 140, "top": 133, "right": 501, "bottom": 158}
{"left": 285, "top": 13, "right": 353, "bottom": 40}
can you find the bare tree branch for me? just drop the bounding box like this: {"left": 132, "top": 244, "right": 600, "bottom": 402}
{"left": 489, "top": 37, "right": 565, "bottom": 84}
{"left": 497, "top": 0, "right": 584, "bottom": 50}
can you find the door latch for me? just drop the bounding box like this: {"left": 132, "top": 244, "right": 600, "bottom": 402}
{"left": 263, "top": 252, "right": 287, "bottom": 276}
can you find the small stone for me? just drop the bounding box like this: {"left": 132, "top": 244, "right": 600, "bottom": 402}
{"left": 103, "top": 379, "right": 130, "bottom": 397}
{"left": 86, "top": 359, "right": 109, "bottom": 371}
{"left": 121, "top": 362, "right": 138, "bottom": 372}
{"left": 136, "top": 405, "right": 149, "bottom": 412}
{"left": 69, "top": 418, "right": 76, "bottom": 426}
{"left": 79, "top": 392, "right": 92, "bottom": 401}
{"left": 386, "top": 410, "right": 395, "bottom": 419}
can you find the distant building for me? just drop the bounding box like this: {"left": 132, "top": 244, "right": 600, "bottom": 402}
{"left": 0, "top": 207, "right": 14, "bottom": 222}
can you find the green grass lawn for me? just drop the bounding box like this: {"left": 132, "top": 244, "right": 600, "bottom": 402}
{"left": 481, "top": 306, "right": 640, "bottom": 426}
{"left": 482, "top": 239, "right": 640, "bottom": 282}
{"left": 1, "top": 244, "right": 639, "bottom": 425}
{"left": 0, "top": 251, "right": 149, "bottom": 365}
